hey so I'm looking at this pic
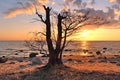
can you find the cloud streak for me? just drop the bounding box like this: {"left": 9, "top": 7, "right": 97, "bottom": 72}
{"left": 108, "top": 0, "right": 120, "bottom": 3}
{"left": 5, "top": 0, "right": 49, "bottom": 18}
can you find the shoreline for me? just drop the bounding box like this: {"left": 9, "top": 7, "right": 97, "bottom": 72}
{"left": 0, "top": 54, "right": 120, "bottom": 80}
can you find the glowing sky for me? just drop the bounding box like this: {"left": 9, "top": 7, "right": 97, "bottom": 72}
{"left": 0, "top": 0, "right": 120, "bottom": 41}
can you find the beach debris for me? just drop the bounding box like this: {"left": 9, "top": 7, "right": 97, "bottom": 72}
{"left": 31, "top": 57, "right": 42, "bottom": 65}
{"left": 29, "top": 52, "right": 38, "bottom": 58}
{"left": 0, "top": 56, "right": 8, "bottom": 63}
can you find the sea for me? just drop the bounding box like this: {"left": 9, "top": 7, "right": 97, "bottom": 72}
{"left": 0, "top": 40, "right": 120, "bottom": 57}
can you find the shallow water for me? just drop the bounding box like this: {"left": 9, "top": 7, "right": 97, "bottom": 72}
{"left": 0, "top": 41, "right": 120, "bottom": 57}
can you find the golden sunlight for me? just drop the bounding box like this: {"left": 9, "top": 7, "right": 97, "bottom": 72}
{"left": 81, "top": 30, "right": 88, "bottom": 37}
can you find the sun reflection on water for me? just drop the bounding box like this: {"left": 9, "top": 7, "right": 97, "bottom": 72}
{"left": 80, "top": 41, "right": 89, "bottom": 56}
{"left": 81, "top": 41, "right": 88, "bottom": 50}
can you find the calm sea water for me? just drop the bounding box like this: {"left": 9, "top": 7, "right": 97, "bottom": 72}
{"left": 0, "top": 41, "right": 120, "bottom": 57}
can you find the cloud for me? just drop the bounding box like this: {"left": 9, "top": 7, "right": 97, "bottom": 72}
{"left": 108, "top": 0, "right": 120, "bottom": 4}
{"left": 114, "top": 10, "right": 120, "bottom": 16}
{"left": 63, "top": 0, "right": 73, "bottom": 5}
{"left": 89, "top": 0, "right": 95, "bottom": 6}
{"left": 73, "top": 0, "right": 82, "bottom": 7}
{"left": 5, "top": 3, "right": 35, "bottom": 18}
{"left": 5, "top": 0, "right": 49, "bottom": 18}
{"left": 63, "top": 0, "right": 83, "bottom": 8}
{"left": 108, "top": 0, "right": 116, "bottom": 2}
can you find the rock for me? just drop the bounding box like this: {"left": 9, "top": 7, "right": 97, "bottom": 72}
{"left": 41, "top": 54, "right": 49, "bottom": 57}
{"left": 67, "top": 59, "right": 73, "bottom": 61}
{"left": 64, "top": 49, "right": 72, "bottom": 51}
{"left": 0, "top": 56, "right": 8, "bottom": 63}
{"left": 31, "top": 57, "right": 42, "bottom": 65}
{"left": 117, "top": 63, "right": 120, "bottom": 66}
{"left": 17, "top": 58, "right": 23, "bottom": 62}
{"left": 9, "top": 61, "right": 15, "bottom": 64}
{"left": 76, "top": 60, "right": 82, "bottom": 63}
{"left": 96, "top": 51, "right": 101, "bottom": 55}
{"left": 29, "top": 52, "right": 38, "bottom": 58}
{"left": 88, "top": 52, "right": 93, "bottom": 54}
{"left": 99, "top": 59, "right": 107, "bottom": 63}
{"left": 14, "top": 53, "right": 18, "bottom": 55}
{"left": 19, "top": 65, "right": 26, "bottom": 68}
{"left": 88, "top": 60, "right": 95, "bottom": 63}
{"left": 103, "top": 47, "right": 107, "bottom": 50}
{"left": 83, "top": 49, "right": 89, "bottom": 53}
{"left": 110, "top": 61, "right": 118, "bottom": 64}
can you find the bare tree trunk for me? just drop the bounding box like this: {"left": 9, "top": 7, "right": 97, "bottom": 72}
{"left": 44, "top": 7, "right": 65, "bottom": 67}
{"left": 44, "top": 6, "right": 56, "bottom": 67}
{"left": 36, "top": 6, "right": 66, "bottom": 68}
{"left": 54, "top": 14, "right": 63, "bottom": 65}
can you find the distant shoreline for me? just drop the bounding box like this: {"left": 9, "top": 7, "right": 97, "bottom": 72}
{"left": 0, "top": 40, "right": 120, "bottom": 42}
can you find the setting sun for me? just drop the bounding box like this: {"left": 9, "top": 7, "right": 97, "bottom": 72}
{"left": 81, "top": 30, "right": 88, "bottom": 37}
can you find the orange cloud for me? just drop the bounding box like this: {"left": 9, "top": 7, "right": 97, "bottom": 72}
{"left": 114, "top": 10, "right": 120, "bottom": 16}
{"left": 108, "top": 0, "right": 117, "bottom": 2}
{"left": 5, "top": 0, "right": 49, "bottom": 18}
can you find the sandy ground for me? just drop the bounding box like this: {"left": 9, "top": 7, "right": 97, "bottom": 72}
{"left": 0, "top": 54, "right": 120, "bottom": 80}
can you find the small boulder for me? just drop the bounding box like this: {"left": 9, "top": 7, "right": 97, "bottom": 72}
{"left": 103, "top": 47, "right": 107, "bottom": 50}
{"left": 9, "top": 61, "right": 15, "bottom": 64}
{"left": 29, "top": 52, "right": 38, "bottom": 58}
{"left": 96, "top": 51, "right": 101, "bottom": 55}
{"left": 41, "top": 54, "right": 49, "bottom": 57}
{"left": 17, "top": 58, "right": 24, "bottom": 62}
{"left": 0, "top": 56, "right": 8, "bottom": 63}
{"left": 31, "top": 57, "right": 42, "bottom": 65}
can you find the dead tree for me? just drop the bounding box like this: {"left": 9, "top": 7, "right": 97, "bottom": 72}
{"left": 35, "top": 5, "right": 107, "bottom": 68}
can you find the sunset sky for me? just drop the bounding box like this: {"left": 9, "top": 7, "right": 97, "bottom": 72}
{"left": 0, "top": 0, "right": 120, "bottom": 41}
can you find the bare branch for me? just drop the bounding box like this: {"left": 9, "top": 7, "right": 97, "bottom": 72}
{"left": 35, "top": 8, "right": 46, "bottom": 23}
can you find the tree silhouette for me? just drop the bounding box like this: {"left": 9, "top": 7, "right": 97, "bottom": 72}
{"left": 34, "top": 5, "right": 108, "bottom": 68}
